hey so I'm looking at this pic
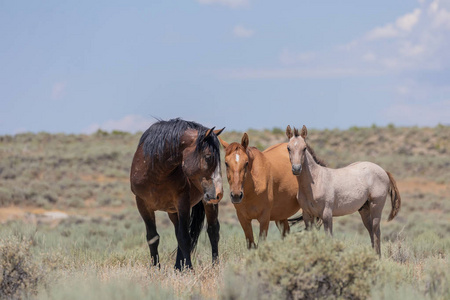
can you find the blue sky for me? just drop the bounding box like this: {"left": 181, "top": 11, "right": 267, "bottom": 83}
{"left": 1, "top": 0, "right": 449, "bottom": 134}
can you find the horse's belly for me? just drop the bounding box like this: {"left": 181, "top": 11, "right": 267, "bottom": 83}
{"left": 270, "top": 193, "right": 300, "bottom": 220}
{"left": 332, "top": 193, "right": 368, "bottom": 216}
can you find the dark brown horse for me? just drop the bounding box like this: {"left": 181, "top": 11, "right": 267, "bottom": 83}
{"left": 130, "top": 119, "right": 224, "bottom": 270}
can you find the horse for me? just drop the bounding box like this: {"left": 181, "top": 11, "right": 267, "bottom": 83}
{"left": 220, "top": 133, "right": 300, "bottom": 249}
{"left": 130, "top": 118, "right": 224, "bottom": 270}
{"left": 285, "top": 125, "right": 401, "bottom": 256}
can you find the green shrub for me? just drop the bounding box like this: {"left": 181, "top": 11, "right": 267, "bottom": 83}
{"left": 272, "top": 127, "right": 284, "bottom": 135}
{"left": 0, "top": 187, "right": 13, "bottom": 205}
{"left": 0, "top": 236, "right": 44, "bottom": 299}
{"left": 423, "top": 260, "right": 450, "bottom": 300}
{"left": 226, "top": 231, "right": 378, "bottom": 300}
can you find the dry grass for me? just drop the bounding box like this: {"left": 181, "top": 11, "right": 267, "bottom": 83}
{"left": 1, "top": 125, "right": 449, "bottom": 299}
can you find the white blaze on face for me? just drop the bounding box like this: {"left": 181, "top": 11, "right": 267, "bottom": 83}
{"left": 213, "top": 163, "right": 222, "bottom": 190}
{"left": 235, "top": 154, "right": 240, "bottom": 163}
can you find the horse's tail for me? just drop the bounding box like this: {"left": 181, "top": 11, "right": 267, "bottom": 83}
{"left": 287, "top": 215, "right": 304, "bottom": 226}
{"left": 386, "top": 171, "right": 401, "bottom": 221}
{"left": 288, "top": 214, "right": 322, "bottom": 228}
{"left": 189, "top": 200, "right": 206, "bottom": 253}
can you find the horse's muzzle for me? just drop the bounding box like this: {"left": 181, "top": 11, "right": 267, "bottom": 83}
{"left": 204, "top": 193, "right": 219, "bottom": 204}
{"left": 230, "top": 191, "right": 244, "bottom": 204}
{"left": 292, "top": 164, "right": 302, "bottom": 176}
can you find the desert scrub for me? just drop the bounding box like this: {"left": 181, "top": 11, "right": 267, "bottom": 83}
{"left": 0, "top": 235, "right": 45, "bottom": 299}
{"left": 225, "top": 231, "right": 378, "bottom": 300}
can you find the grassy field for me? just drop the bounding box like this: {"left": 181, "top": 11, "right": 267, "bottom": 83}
{"left": 0, "top": 125, "right": 449, "bottom": 299}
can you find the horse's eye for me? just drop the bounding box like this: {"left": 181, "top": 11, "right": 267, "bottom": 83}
{"left": 205, "top": 155, "right": 212, "bottom": 161}
{"left": 303, "top": 148, "right": 307, "bottom": 152}
{"left": 287, "top": 146, "right": 291, "bottom": 152}
{"left": 225, "top": 162, "right": 229, "bottom": 168}
{"left": 244, "top": 162, "right": 248, "bottom": 168}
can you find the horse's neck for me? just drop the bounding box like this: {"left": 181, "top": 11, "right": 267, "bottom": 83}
{"left": 301, "top": 150, "right": 323, "bottom": 185}
{"left": 244, "top": 149, "right": 270, "bottom": 194}
{"left": 148, "top": 158, "right": 183, "bottom": 183}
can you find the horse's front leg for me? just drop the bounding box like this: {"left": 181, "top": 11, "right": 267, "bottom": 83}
{"left": 168, "top": 212, "right": 184, "bottom": 270}
{"left": 236, "top": 211, "right": 256, "bottom": 249}
{"left": 204, "top": 203, "right": 220, "bottom": 264}
{"left": 170, "top": 193, "right": 192, "bottom": 270}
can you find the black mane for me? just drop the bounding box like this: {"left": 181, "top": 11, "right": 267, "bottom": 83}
{"left": 138, "top": 118, "right": 220, "bottom": 168}
{"left": 306, "top": 143, "right": 327, "bottom": 167}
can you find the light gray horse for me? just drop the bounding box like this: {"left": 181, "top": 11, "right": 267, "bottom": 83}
{"left": 286, "top": 125, "right": 401, "bottom": 256}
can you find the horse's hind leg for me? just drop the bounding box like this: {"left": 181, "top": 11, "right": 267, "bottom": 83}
{"left": 257, "top": 210, "right": 271, "bottom": 244}
{"left": 136, "top": 196, "right": 160, "bottom": 267}
{"left": 275, "top": 219, "right": 290, "bottom": 238}
{"left": 303, "top": 212, "right": 314, "bottom": 230}
{"left": 322, "top": 206, "right": 333, "bottom": 236}
{"left": 370, "top": 197, "right": 386, "bottom": 257}
{"left": 205, "top": 203, "right": 220, "bottom": 264}
{"left": 358, "top": 200, "right": 374, "bottom": 248}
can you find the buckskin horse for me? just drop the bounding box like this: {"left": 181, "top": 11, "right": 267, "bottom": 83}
{"left": 286, "top": 125, "right": 401, "bottom": 256}
{"left": 130, "top": 118, "right": 224, "bottom": 269}
{"left": 220, "top": 133, "right": 300, "bottom": 249}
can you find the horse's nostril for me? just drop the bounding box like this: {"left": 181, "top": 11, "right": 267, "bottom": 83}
{"left": 292, "top": 165, "right": 302, "bottom": 174}
{"left": 239, "top": 192, "right": 243, "bottom": 199}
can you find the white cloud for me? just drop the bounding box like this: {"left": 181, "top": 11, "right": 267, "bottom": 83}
{"left": 223, "top": 67, "right": 381, "bottom": 79}
{"left": 429, "top": 0, "right": 450, "bottom": 29}
{"left": 223, "top": 0, "right": 450, "bottom": 79}
{"left": 84, "top": 115, "right": 153, "bottom": 134}
{"left": 396, "top": 8, "right": 421, "bottom": 31}
{"left": 429, "top": 0, "right": 439, "bottom": 14}
{"left": 362, "top": 52, "right": 377, "bottom": 62}
{"left": 233, "top": 25, "right": 254, "bottom": 38}
{"left": 366, "top": 24, "right": 399, "bottom": 40}
{"left": 13, "top": 127, "right": 28, "bottom": 134}
{"left": 51, "top": 82, "right": 67, "bottom": 100}
{"left": 279, "top": 49, "right": 315, "bottom": 65}
{"left": 396, "top": 85, "right": 410, "bottom": 95}
{"left": 384, "top": 99, "right": 450, "bottom": 126}
{"left": 197, "top": 0, "right": 249, "bottom": 9}
{"left": 365, "top": 9, "right": 421, "bottom": 41}
{"left": 399, "top": 42, "right": 426, "bottom": 57}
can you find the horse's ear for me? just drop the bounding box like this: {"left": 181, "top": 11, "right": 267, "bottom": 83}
{"left": 214, "top": 127, "right": 225, "bottom": 136}
{"left": 203, "top": 127, "right": 215, "bottom": 142}
{"left": 241, "top": 133, "right": 249, "bottom": 149}
{"left": 218, "top": 136, "right": 229, "bottom": 148}
{"left": 300, "top": 125, "right": 308, "bottom": 139}
{"left": 286, "top": 125, "right": 293, "bottom": 139}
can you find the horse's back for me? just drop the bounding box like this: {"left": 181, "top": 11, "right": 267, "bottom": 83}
{"left": 330, "top": 162, "right": 390, "bottom": 215}
{"left": 334, "top": 161, "right": 389, "bottom": 189}
{"left": 263, "top": 143, "right": 300, "bottom": 219}
{"left": 263, "top": 143, "right": 297, "bottom": 190}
